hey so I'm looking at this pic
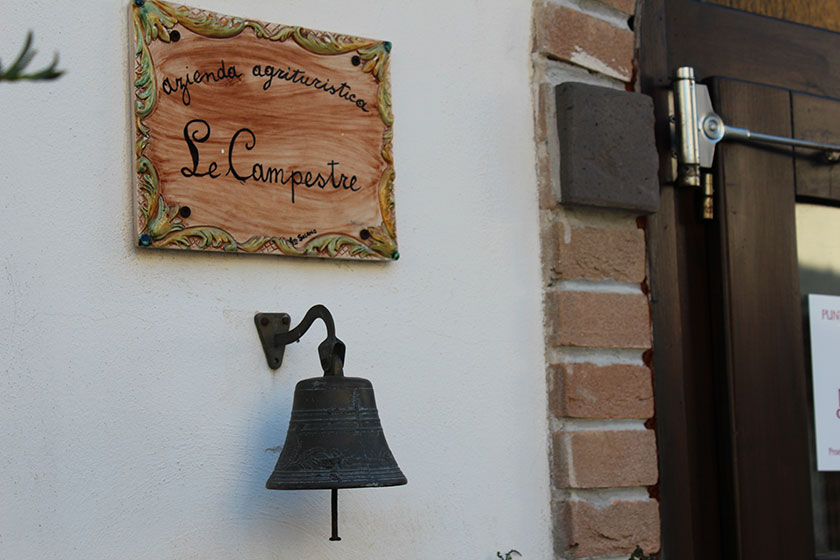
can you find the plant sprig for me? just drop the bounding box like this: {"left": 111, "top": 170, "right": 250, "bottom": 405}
{"left": 630, "top": 545, "right": 655, "bottom": 560}
{"left": 0, "top": 31, "right": 64, "bottom": 82}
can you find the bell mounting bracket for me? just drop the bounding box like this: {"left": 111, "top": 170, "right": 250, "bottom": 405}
{"left": 254, "top": 312, "right": 291, "bottom": 369}
{"left": 254, "top": 305, "right": 346, "bottom": 375}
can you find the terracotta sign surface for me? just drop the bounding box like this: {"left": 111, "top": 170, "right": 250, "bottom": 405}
{"left": 130, "top": 0, "right": 397, "bottom": 260}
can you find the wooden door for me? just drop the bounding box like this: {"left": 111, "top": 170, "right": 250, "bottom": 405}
{"left": 708, "top": 77, "right": 814, "bottom": 560}
{"left": 639, "top": 1, "right": 840, "bottom": 559}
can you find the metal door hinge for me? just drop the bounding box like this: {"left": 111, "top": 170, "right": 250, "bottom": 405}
{"left": 669, "top": 66, "right": 840, "bottom": 219}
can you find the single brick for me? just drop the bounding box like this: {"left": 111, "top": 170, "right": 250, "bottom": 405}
{"left": 537, "top": 147, "right": 559, "bottom": 210}
{"left": 551, "top": 499, "right": 573, "bottom": 556}
{"left": 601, "top": 0, "right": 636, "bottom": 16}
{"left": 550, "top": 225, "right": 646, "bottom": 282}
{"left": 548, "top": 291, "right": 651, "bottom": 348}
{"left": 560, "top": 429, "right": 658, "bottom": 488}
{"left": 567, "top": 499, "right": 660, "bottom": 558}
{"left": 534, "top": 4, "right": 634, "bottom": 81}
{"left": 551, "top": 430, "right": 573, "bottom": 488}
{"left": 548, "top": 363, "right": 565, "bottom": 418}
{"left": 553, "top": 362, "right": 653, "bottom": 419}
{"left": 535, "top": 82, "right": 555, "bottom": 145}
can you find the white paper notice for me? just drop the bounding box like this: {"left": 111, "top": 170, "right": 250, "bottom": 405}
{"left": 809, "top": 294, "right": 840, "bottom": 471}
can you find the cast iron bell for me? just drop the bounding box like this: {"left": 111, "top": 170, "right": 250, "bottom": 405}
{"left": 255, "top": 305, "right": 407, "bottom": 541}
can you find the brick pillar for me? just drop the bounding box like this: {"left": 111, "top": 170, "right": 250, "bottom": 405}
{"left": 532, "top": 1, "right": 661, "bottom": 558}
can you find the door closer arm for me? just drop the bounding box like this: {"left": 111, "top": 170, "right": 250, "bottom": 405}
{"left": 672, "top": 66, "right": 840, "bottom": 188}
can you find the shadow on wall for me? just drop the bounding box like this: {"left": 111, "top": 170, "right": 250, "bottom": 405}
{"left": 231, "top": 397, "right": 321, "bottom": 539}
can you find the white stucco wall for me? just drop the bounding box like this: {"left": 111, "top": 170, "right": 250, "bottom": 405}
{"left": 0, "top": 1, "right": 551, "bottom": 558}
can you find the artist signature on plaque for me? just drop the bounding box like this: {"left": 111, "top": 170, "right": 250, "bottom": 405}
{"left": 286, "top": 229, "right": 318, "bottom": 247}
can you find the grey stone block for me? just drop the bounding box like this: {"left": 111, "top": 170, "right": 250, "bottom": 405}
{"left": 555, "top": 82, "right": 659, "bottom": 213}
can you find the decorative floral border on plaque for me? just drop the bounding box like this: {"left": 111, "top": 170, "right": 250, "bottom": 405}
{"left": 131, "top": 0, "right": 398, "bottom": 260}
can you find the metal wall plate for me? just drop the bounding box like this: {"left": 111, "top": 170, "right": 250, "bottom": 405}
{"left": 254, "top": 313, "right": 291, "bottom": 369}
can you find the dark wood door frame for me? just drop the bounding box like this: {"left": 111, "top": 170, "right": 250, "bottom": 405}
{"left": 638, "top": 1, "right": 840, "bottom": 558}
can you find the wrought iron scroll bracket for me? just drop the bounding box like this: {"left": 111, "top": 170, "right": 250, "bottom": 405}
{"left": 254, "top": 305, "right": 346, "bottom": 375}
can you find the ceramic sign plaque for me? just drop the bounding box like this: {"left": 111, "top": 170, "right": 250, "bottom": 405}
{"left": 130, "top": 0, "right": 398, "bottom": 260}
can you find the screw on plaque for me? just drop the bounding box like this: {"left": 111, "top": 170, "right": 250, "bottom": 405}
{"left": 169, "top": 30, "right": 181, "bottom": 42}
{"left": 254, "top": 313, "right": 292, "bottom": 369}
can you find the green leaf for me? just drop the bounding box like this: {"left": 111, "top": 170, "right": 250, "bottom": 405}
{"left": 0, "top": 31, "right": 65, "bottom": 82}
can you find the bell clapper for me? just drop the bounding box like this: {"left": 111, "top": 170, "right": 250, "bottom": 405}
{"left": 330, "top": 488, "right": 341, "bottom": 541}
